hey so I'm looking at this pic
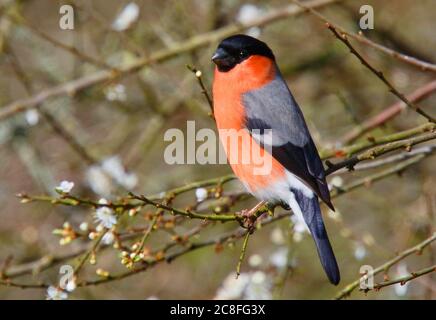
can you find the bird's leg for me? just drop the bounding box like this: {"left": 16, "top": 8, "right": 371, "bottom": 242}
{"left": 238, "top": 200, "right": 267, "bottom": 231}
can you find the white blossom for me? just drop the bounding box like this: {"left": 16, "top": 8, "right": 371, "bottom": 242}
{"left": 102, "top": 231, "right": 115, "bottom": 245}
{"left": 270, "top": 227, "right": 285, "bottom": 245}
{"left": 86, "top": 156, "right": 137, "bottom": 197}
{"left": 329, "top": 176, "right": 344, "bottom": 189}
{"left": 195, "top": 188, "right": 208, "bottom": 202}
{"left": 236, "top": 4, "right": 263, "bottom": 38}
{"left": 46, "top": 286, "right": 68, "bottom": 300}
{"left": 248, "top": 254, "right": 263, "bottom": 268}
{"left": 25, "top": 109, "right": 39, "bottom": 126}
{"left": 86, "top": 165, "right": 113, "bottom": 197}
{"left": 353, "top": 243, "right": 367, "bottom": 261}
{"left": 101, "top": 156, "right": 138, "bottom": 189}
{"left": 55, "top": 180, "right": 74, "bottom": 194}
{"left": 394, "top": 263, "right": 409, "bottom": 296}
{"left": 291, "top": 215, "right": 308, "bottom": 242}
{"left": 214, "top": 271, "right": 272, "bottom": 300}
{"left": 94, "top": 205, "right": 117, "bottom": 229}
{"left": 104, "top": 84, "right": 127, "bottom": 102}
{"left": 65, "top": 279, "right": 76, "bottom": 292}
{"left": 112, "top": 2, "right": 139, "bottom": 31}
{"left": 215, "top": 273, "right": 250, "bottom": 300}
{"left": 244, "top": 271, "right": 272, "bottom": 300}
{"left": 269, "top": 247, "right": 288, "bottom": 269}
{"left": 79, "top": 222, "right": 89, "bottom": 232}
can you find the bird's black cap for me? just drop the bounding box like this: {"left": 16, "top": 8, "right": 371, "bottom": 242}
{"left": 212, "top": 34, "right": 275, "bottom": 72}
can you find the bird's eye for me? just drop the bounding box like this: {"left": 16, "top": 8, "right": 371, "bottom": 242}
{"left": 239, "top": 50, "right": 247, "bottom": 58}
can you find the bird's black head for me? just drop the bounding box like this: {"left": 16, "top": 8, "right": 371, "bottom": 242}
{"left": 212, "top": 34, "right": 275, "bottom": 72}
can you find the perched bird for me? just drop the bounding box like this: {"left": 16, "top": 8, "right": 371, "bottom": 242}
{"left": 211, "top": 34, "right": 340, "bottom": 285}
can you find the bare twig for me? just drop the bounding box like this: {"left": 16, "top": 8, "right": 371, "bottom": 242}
{"left": 187, "top": 65, "right": 214, "bottom": 117}
{"left": 341, "top": 80, "right": 436, "bottom": 144}
{"left": 368, "top": 264, "right": 436, "bottom": 292}
{"left": 0, "top": 0, "right": 341, "bottom": 121}
{"left": 335, "top": 232, "right": 436, "bottom": 299}
{"left": 325, "top": 130, "right": 436, "bottom": 175}
{"left": 294, "top": 0, "right": 436, "bottom": 123}
{"left": 236, "top": 232, "right": 251, "bottom": 278}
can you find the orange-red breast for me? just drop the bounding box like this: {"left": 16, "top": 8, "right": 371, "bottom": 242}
{"left": 212, "top": 34, "right": 340, "bottom": 285}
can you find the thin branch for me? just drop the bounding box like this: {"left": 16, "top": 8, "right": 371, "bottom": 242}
{"left": 128, "top": 192, "right": 240, "bottom": 222}
{"left": 74, "top": 231, "right": 106, "bottom": 275}
{"left": 325, "top": 130, "right": 436, "bottom": 175}
{"left": 321, "top": 123, "right": 436, "bottom": 159}
{"left": 5, "top": 151, "right": 431, "bottom": 289}
{"left": 340, "top": 80, "right": 436, "bottom": 144}
{"left": 351, "top": 144, "right": 436, "bottom": 171}
{"left": 187, "top": 65, "right": 214, "bottom": 117}
{"left": 236, "top": 232, "right": 251, "bottom": 278}
{"left": 294, "top": 0, "right": 436, "bottom": 123}
{"left": 368, "top": 264, "right": 436, "bottom": 292}
{"left": 335, "top": 232, "right": 436, "bottom": 299}
{"left": 0, "top": 0, "right": 342, "bottom": 121}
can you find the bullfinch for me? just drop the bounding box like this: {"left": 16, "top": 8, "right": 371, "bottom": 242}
{"left": 211, "top": 34, "right": 340, "bottom": 285}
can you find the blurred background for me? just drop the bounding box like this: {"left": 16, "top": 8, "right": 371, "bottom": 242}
{"left": 0, "top": 0, "right": 435, "bottom": 299}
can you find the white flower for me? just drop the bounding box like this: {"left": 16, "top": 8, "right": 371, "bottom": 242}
{"left": 101, "top": 156, "right": 138, "bottom": 189}
{"left": 195, "top": 188, "right": 208, "bottom": 202}
{"left": 79, "top": 222, "right": 89, "bottom": 232}
{"left": 98, "top": 198, "right": 109, "bottom": 205}
{"left": 94, "top": 206, "right": 117, "bottom": 229}
{"left": 215, "top": 273, "right": 250, "bottom": 300}
{"left": 102, "top": 231, "right": 115, "bottom": 245}
{"left": 46, "top": 286, "right": 68, "bottom": 300}
{"left": 104, "top": 84, "right": 127, "bottom": 102}
{"left": 86, "top": 165, "right": 113, "bottom": 197}
{"left": 214, "top": 271, "right": 272, "bottom": 300}
{"left": 65, "top": 279, "right": 76, "bottom": 292}
{"left": 270, "top": 227, "right": 285, "bottom": 245}
{"left": 329, "top": 176, "right": 344, "bottom": 189}
{"left": 291, "top": 214, "right": 308, "bottom": 242}
{"left": 25, "top": 109, "right": 39, "bottom": 126}
{"left": 55, "top": 180, "right": 74, "bottom": 194}
{"left": 236, "top": 4, "right": 263, "bottom": 38}
{"left": 248, "top": 254, "right": 263, "bottom": 268}
{"left": 112, "top": 2, "right": 139, "bottom": 31}
{"left": 269, "top": 247, "right": 288, "bottom": 269}
{"left": 353, "top": 243, "right": 367, "bottom": 261}
{"left": 245, "top": 271, "right": 272, "bottom": 300}
{"left": 394, "top": 263, "right": 409, "bottom": 296}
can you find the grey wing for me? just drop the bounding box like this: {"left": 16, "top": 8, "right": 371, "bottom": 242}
{"left": 243, "top": 71, "right": 334, "bottom": 210}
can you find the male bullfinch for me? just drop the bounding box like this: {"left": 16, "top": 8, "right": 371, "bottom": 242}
{"left": 211, "top": 34, "right": 340, "bottom": 285}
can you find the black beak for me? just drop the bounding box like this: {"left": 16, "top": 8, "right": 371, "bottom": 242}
{"left": 211, "top": 47, "right": 229, "bottom": 65}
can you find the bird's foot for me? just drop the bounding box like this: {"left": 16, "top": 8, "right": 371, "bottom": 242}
{"left": 237, "top": 201, "right": 267, "bottom": 232}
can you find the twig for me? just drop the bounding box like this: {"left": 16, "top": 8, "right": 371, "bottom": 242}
{"left": 7, "top": 13, "right": 113, "bottom": 70}
{"left": 329, "top": 153, "right": 431, "bottom": 198}
{"left": 74, "top": 231, "right": 106, "bottom": 275}
{"left": 0, "top": 0, "right": 341, "bottom": 121}
{"left": 294, "top": 0, "right": 436, "bottom": 123}
{"left": 128, "top": 192, "right": 240, "bottom": 222}
{"left": 325, "top": 130, "right": 436, "bottom": 175}
{"left": 368, "top": 264, "right": 436, "bottom": 292}
{"left": 236, "top": 232, "right": 251, "bottom": 278}
{"left": 4, "top": 150, "right": 431, "bottom": 289}
{"left": 341, "top": 80, "right": 436, "bottom": 144}
{"left": 351, "top": 144, "right": 436, "bottom": 171}
{"left": 321, "top": 123, "right": 436, "bottom": 159}
{"left": 335, "top": 232, "right": 436, "bottom": 299}
{"left": 187, "top": 65, "right": 214, "bottom": 117}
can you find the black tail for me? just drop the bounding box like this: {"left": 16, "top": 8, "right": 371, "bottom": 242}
{"left": 291, "top": 189, "right": 340, "bottom": 285}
